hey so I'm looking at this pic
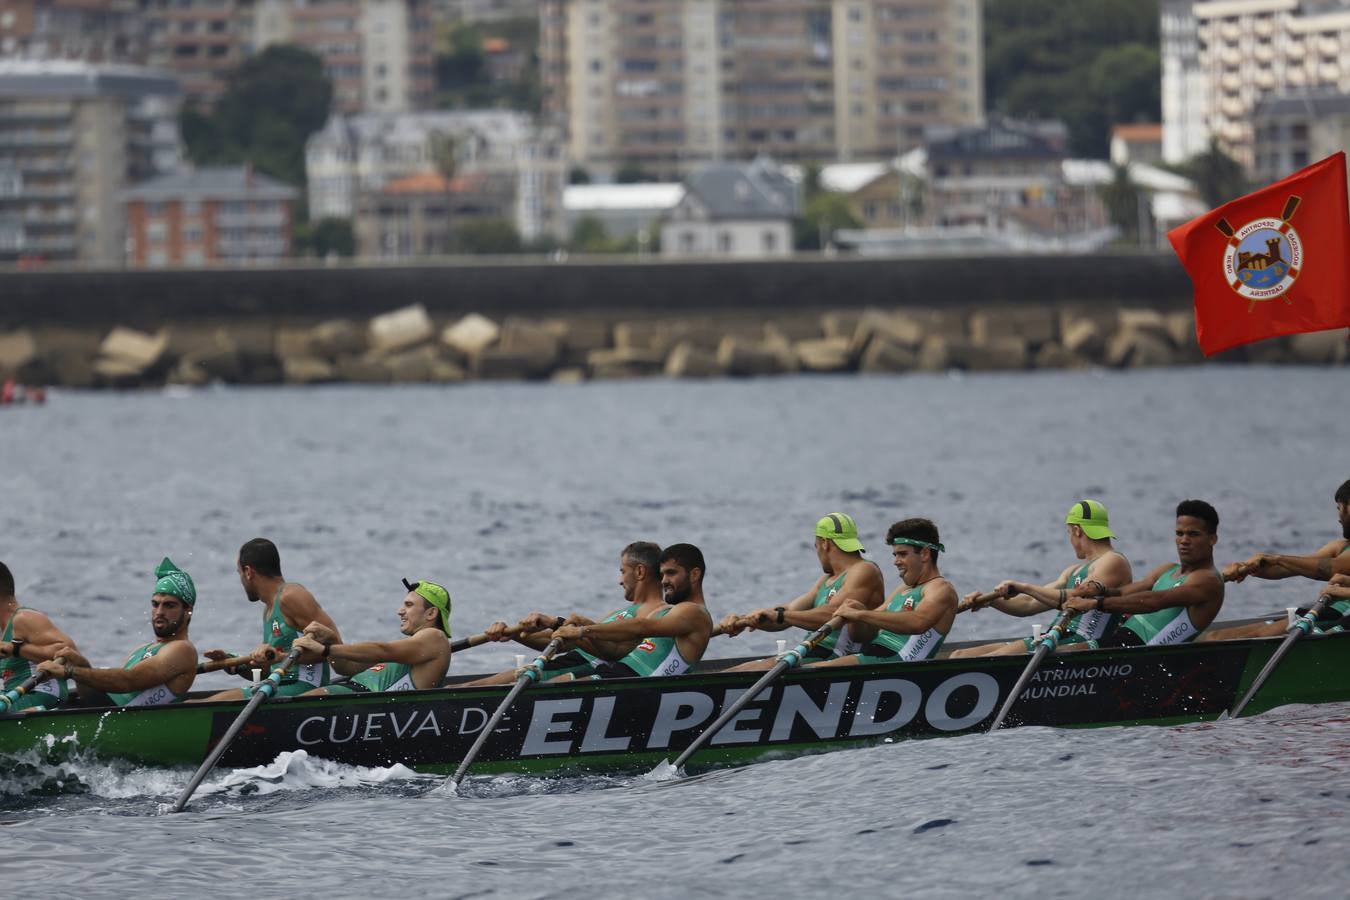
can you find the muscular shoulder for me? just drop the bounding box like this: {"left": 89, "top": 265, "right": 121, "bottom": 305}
{"left": 1089, "top": 551, "right": 1132, "bottom": 585}
{"left": 925, "top": 578, "right": 959, "bottom": 605}
{"left": 666, "top": 601, "right": 712, "bottom": 630}
{"left": 153, "top": 640, "right": 198, "bottom": 670}
{"left": 843, "top": 560, "right": 884, "bottom": 588}
{"left": 279, "top": 583, "right": 320, "bottom": 614}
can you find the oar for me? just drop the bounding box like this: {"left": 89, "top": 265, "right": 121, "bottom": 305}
{"left": 0, "top": 672, "right": 48, "bottom": 714}
{"left": 667, "top": 615, "right": 844, "bottom": 773}
{"left": 448, "top": 636, "right": 566, "bottom": 788}
{"left": 1227, "top": 595, "right": 1330, "bottom": 719}
{"left": 955, "top": 590, "right": 1004, "bottom": 614}
{"left": 196, "top": 650, "right": 278, "bottom": 675}
{"left": 988, "top": 609, "right": 1074, "bottom": 732}
{"left": 171, "top": 646, "right": 303, "bottom": 813}
{"left": 449, "top": 617, "right": 566, "bottom": 654}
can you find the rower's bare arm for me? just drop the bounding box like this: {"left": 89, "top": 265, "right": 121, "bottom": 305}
{"left": 1102, "top": 572, "right": 1224, "bottom": 614}
{"left": 1244, "top": 547, "right": 1349, "bottom": 581}
{"left": 330, "top": 630, "right": 446, "bottom": 668}
{"left": 280, "top": 586, "right": 341, "bottom": 662}
{"left": 1072, "top": 563, "right": 1169, "bottom": 600}
{"left": 55, "top": 642, "right": 196, "bottom": 692}
{"left": 13, "top": 610, "right": 89, "bottom": 666}
{"left": 785, "top": 566, "right": 884, "bottom": 629}
{"left": 579, "top": 604, "right": 709, "bottom": 642}
{"left": 850, "top": 582, "right": 956, "bottom": 634}
{"left": 991, "top": 571, "right": 1073, "bottom": 616}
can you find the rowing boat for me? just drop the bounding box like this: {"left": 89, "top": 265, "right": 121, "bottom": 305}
{"left": 2, "top": 622, "right": 1346, "bottom": 775}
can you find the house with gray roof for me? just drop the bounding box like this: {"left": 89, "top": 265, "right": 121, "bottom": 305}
{"left": 660, "top": 157, "right": 800, "bottom": 258}
{"left": 1253, "top": 87, "right": 1350, "bottom": 188}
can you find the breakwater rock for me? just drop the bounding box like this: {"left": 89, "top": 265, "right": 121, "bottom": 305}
{"left": 1, "top": 305, "right": 1344, "bottom": 390}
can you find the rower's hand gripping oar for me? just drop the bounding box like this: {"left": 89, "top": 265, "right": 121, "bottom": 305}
{"left": 171, "top": 646, "right": 304, "bottom": 813}
{"left": 0, "top": 671, "right": 50, "bottom": 714}
{"left": 449, "top": 617, "right": 567, "bottom": 654}
{"left": 448, "top": 636, "right": 566, "bottom": 788}
{"left": 955, "top": 590, "right": 1004, "bottom": 614}
{"left": 1227, "top": 595, "right": 1330, "bottom": 719}
{"left": 988, "top": 608, "right": 1074, "bottom": 732}
{"left": 667, "top": 615, "right": 844, "bottom": 774}
{"left": 196, "top": 648, "right": 279, "bottom": 675}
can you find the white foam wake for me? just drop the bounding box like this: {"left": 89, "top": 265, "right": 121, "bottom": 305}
{"left": 193, "top": 749, "right": 427, "bottom": 798}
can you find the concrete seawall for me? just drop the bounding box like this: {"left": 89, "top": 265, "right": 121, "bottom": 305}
{"left": 0, "top": 255, "right": 1345, "bottom": 388}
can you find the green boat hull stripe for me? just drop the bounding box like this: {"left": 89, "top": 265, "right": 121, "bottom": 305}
{"left": 1, "top": 634, "right": 1345, "bottom": 775}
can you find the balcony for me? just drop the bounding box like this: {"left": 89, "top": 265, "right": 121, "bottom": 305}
{"left": 214, "top": 210, "right": 287, "bottom": 228}
{"left": 16, "top": 157, "right": 74, "bottom": 175}
{"left": 0, "top": 130, "right": 75, "bottom": 148}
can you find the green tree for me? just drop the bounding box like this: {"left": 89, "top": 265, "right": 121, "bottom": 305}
{"left": 456, "top": 218, "right": 523, "bottom": 254}
{"left": 793, "top": 192, "right": 861, "bottom": 251}
{"left": 181, "top": 45, "right": 332, "bottom": 187}
{"left": 1099, "top": 164, "right": 1143, "bottom": 245}
{"left": 568, "top": 166, "right": 592, "bottom": 185}
{"left": 616, "top": 161, "right": 659, "bottom": 184}
{"left": 569, "top": 215, "right": 611, "bottom": 252}
{"left": 984, "top": 0, "right": 1160, "bottom": 157}
{"left": 1178, "top": 140, "right": 1249, "bottom": 208}
{"left": 310, "top": 218, "right": 355, "bottom": 258}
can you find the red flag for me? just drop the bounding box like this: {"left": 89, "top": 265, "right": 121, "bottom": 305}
{"left": 1167, "top": 151, "right": 1350, "bottom": 356}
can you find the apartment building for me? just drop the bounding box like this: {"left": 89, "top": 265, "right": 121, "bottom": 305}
{"left": 122, "top": 165, "right": 296, "bottom": 266}
{"left": 1252, "top": 87, "right": 1350, "bottom": 184}
{"left": 431, "top": 0, "right": 538, "bottom": 24}
{"left": 1162, "top": 0, "right": 1350, "bottom": 169}
{"left": 0, "top": 60, "right": 181, "bottom": 265}
{"left": 0, "top": 1, "right": 146, "bottom": 64}
{"left": 540, "top": 0, "right": 983, "bottom": 179}
{"left": 306, "top": 109, "right": 566, "bottom": 240}
{"left": 142, "top": 0, "right": 434, "bottom": 112}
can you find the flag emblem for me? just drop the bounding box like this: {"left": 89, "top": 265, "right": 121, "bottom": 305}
{"left": 1219, "top": 196, "right": 1302, "bottom": 306}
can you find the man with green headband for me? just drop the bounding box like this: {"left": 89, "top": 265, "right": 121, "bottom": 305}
{"left": 950, "top": 500, "right": 1134, "bottom": 657}
{"left": 294, "top": 579, "right": 451, "bottom": 694}
{"left": 37, "top": 558, "right": 198, "bottom": 706}
{"left": 1203, "top": 478, "right": 1350, "bottom": 640}
{"left": 720, "top": 512, "right": 885, "bottom": 672}
{"left": 807, "top": 517, "right": 959, "bottom": 668}
{"left": 0, "top": 560, "right": 86, "bottom": 712}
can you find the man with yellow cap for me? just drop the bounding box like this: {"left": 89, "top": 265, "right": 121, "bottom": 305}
{"left": 951, "top": 500, "right": 1133, "bottom": 657}
{"left": 720, "top": 512, "right": 885, "bottom": 671}
{"left": 36, "top": 558, "right": 199, "bottom": 706}
{"left": 294, "top": 578, "right": 452, "bottom": 694}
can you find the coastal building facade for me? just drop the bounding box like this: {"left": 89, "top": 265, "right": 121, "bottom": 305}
{"left": 0, "top": 0, "right": 146, "bottom": 64}
{"left": 661, "top": 158, "right": 799, "bottom": 258}
{"left": 1252, "top": 87, "right": 1350, "bottom": 185}
{"left": 306, "top": 110, "right": 566, "bottom": 241}
{"left": 1162, "top": 0, "right": 1350, "bottom": 170}
{"left": 541, "top": 0, "right": 983, "bottom": 179}
{"left": 0, "top": 60, "right": 181, "bottom": 266}
{"left": 142, "top": 0, "right": 434, "bottom": 111}
{"left": 121, "top": 165, "right": 296, "bottom": 267}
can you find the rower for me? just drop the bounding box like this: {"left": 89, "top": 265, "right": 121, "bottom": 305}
{"left": 462, "top": 541, "right": 666, "bottom": 687}
{"left": 1203, "top": 478, "right": 1350, "bottom": 640}
{"left": 550, "top": 543, "right": 714, "bottom": 680}
{"left": 950, "top": 500, "right": 1133, "bottom": 657}
{"left": 719, "top": 513, "right": 885, "bottom": 671}
{"left": 295, "top": 578, "right": 451, "bottom": 694}
{"left": 200, "top": 538, "right": 343, "bottom": 701}
{"left": 0, "top": 560, "right": 85, "bottom": 712}
{"left": 805, "top": 518, "right": 958, "bottom": 668}
{"left": 37, "top": 558, "right": 198, "bottom": 707}
{"left": 1062, "top": 500, "right": 1225, "bottom": 648}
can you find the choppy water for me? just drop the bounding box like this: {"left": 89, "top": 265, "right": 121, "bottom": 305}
{"left": 1, "top": 367, "right": 1348, "bottom": 896}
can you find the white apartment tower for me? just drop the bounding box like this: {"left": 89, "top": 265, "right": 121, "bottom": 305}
{"left": 1162, "top": 0, "right": 1350, "bottom": 169}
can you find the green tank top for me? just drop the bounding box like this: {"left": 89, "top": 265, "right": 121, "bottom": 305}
{"left": 811, "top": 572, "right": 856, "bottom": 656}
{"left": 264, "top": 585, "right": 330, "bottom": 688}
{"left": 107, "top": 641, "right": 187, "bottom": 707}
{"left": 576, "top": 602, "right": 641, "bottom": 663}
{"left": 1121, "top": 564, "right": 1207, "bottom": 645}
{"left": 1064, "top": 557, "right": 1123, "bottom": 642}
{"left": 616, "top": 605, "right": 705, "bottom": 677}
{"left": 352, "top": 661, "right": 416, "bottom": 692}
{"left": 870, "top": 583, "right": 946, "bottom": 660}
{"left": 2, "top": 607, "right": 68, "bottom": 705}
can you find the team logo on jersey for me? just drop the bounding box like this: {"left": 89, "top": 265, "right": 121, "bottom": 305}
{"left": 1218, "top": 195, "right": 1302, "bottom": 307}
{"left": 271, "top": 621, "right": 282, "bottom": 638}
{"left": 369, "top": 664, "right": 385, "bottom": 672}
{"left": 637, "top": 639, "right": 656, "bottom": 653}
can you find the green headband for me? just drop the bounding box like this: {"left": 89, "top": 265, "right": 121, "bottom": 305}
{"left": 153, "top": 557, "right": 196, "bottom": 607}
{"left": 891, "top": 537, "right": 945, "bottom": 553}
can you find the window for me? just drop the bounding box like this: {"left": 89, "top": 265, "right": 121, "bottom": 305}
{"left": 761, "top": 230, "right": 777, "bottom": 252}
{"left": 717, "top": 231, "right": 733, "bottom": 252}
